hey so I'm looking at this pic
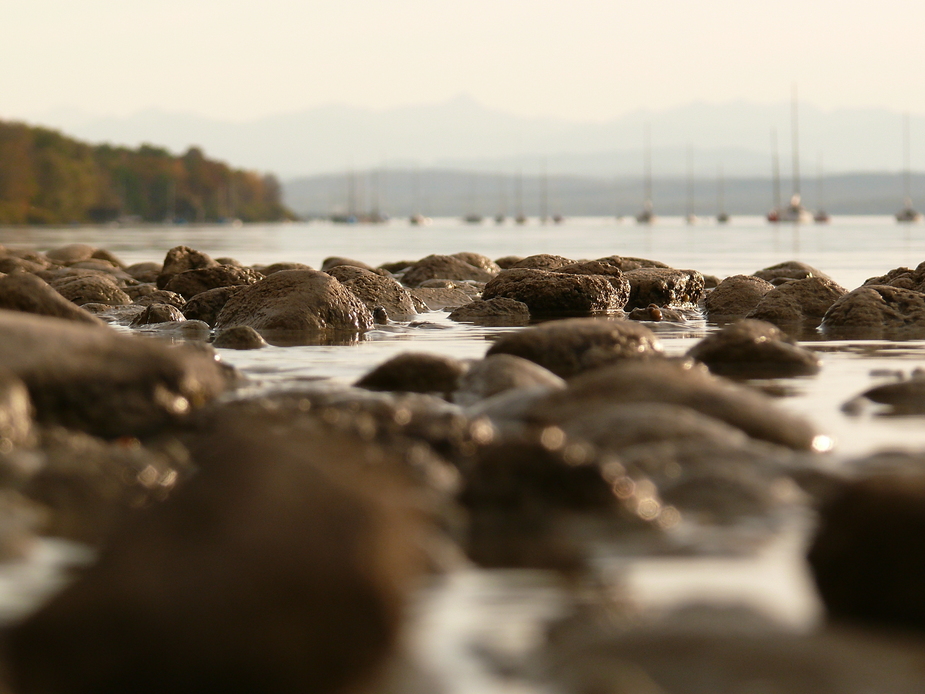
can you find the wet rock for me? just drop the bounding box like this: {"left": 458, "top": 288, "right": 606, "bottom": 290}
{"left": 687, "top": 319, "right": 821, "bottom": 378}
{"left": 702, "top": 273, "right": 721, "bottom": 288}
{"left": 44, "top": 243, "right": 97, "bottom": 264}
{"left": 182, "top": 286, "right": 245, "bottom": 327}
{"left": 849, "top": 370, "right": 925, "bottom": 413}
{"left": 324, "top": 265, "right": 377, "bottom": 283}
{"left": 820, "top": 285, "right": 925, "bottom": 339}
{"left": 130, "top": 303, "right": 186, "bottom": 327}
{"left": 126, "top": 262, "right": 161, "bottom": 283}
{"left": 84, "top": 304, "right": 146, "bottom": 324}
{"left": 408, "top": 287, "right": 473, "bottom": 311}
{"left": 212, "top": 326, "right": 268, "bottom": 350}
{"left": 747, "top": 276, "right": 847, "bottom": 329}
{"left": 623, "top": 267, "right": 705, "bottom": 309}
{"left": 558, "top": 259, "right": 632, "bottom": 296}
{"left": 494, "top": 255, "right": 523, "bottom": 269}
{"left": 90, "top": 248, "right": 127, "bottom": 269}
{"left": 259, "top": 261, "right": 315, "bottom": 276}
{"left": 400, "top": 254, "right": 495, "bottom": 287}
{"left": 704, "top": 274, "right": 775, "bottom": 322}
{"left": 862, "top": 260, "right": 925, "bottom": 292}
{"left": 0, "top": 273, "right": 104, "bottom": 325}
{"left": 487, "top": 318, "right": 663, "bottom": 378}
{"left": 527, "top": 359, "right": 820, "bottom": 450}
{"left": 808, "top": 474, "right": 925, "bottom": 630}
{"left": 163, "top": 265, "right": 263, "bottom": 300}
{"left": 50, "top": 274, "right": 132, "bottom": 306}
{"left": 0, "top": 370, "right": 33, "bottom": 448}
{"left": 214, "top": 269, "right": 374, "bottom": 334}
{"left": 156, "top": 245, "right": 220, "bottom": 289}
{"left": 134, "top": 319, "right": 211, "bottom": 341}
{"left": 594, "top": 255, "right": 671, "bottom": 271}
{"left": 753, "top": 260, "right": 831, "bottom": 285}
{"left": 340, "top": 273, "right": 418, "bottom": 321}
{"left": 378, "top": 260, "right": 415, "bottom": 274}
{"left": 511, "top": 253, "right": 575, "bottom": 270}
{"left": 416, "top": 278, "right": 482, "bottom": 296}
{"left": 6, "top": 415, "right": 426, "bottom": 694}
{"left": 356, "top": 352, "right": 468, "bottom": 396}
{"left": 0, "top": 309, "right": 232, "bottom": 438}
{"left": 448, "top": 297, "right": 530, "bottom": 326}
{"left": 454, "top": 354, "right": 566, "bottom": 407}
{"left": 320, "top": 256, "right": 378, "bottom": 273}
{"left": 482, "top": 268, "right": 626, "bottom": 316}
{"left": 450, "top": 252, "right": 501, "bottom": 274}
{"left": 130, "top": 288, "right": 186, "bottom": 308}
{"left": 0, "top": 254, "right": 49, "bottom": 274}
{"left": 628, "top": 304, "right": 686, "bottom": 322}
{"left": 67, "top": 259, "right": 134, "bottom": 282}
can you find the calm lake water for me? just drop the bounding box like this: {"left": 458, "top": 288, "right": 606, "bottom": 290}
{"left": 4, "top": 215, "right": 925, "bottom": 692}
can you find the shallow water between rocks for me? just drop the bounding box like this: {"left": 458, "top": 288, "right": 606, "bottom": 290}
{"left": 4, "top": 215, "right": 925, "bottom": 692}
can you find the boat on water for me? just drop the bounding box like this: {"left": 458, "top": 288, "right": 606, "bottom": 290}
{"left": 814, "top": 154, "right": 830, "bottom": 223}
{"left": 462, "top": 214, "right": 483, "bottom": 224}
{"left": 896, "top": 113, "right": 922, "bottom": 223}
{"left": 776, "top": 194, "right": 814, "bottom": 223}
{"left": 716, "top": 164, "right": 730, "bottom": 224}
{"left": 637, "top": 125, "right": 656, "bottom": 224}
{"left": 685, "top": 145, "right": 697, "bottom": 225}
{"left": 409, "top": 213, "right": 431, "bottom": 226}
{"left": 768, "top": 86, "right": 813, "bottom": 223}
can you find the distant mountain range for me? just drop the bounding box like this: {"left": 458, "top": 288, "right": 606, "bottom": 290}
{"left": 25, "top": 96, "right": 925, "bottom": 181}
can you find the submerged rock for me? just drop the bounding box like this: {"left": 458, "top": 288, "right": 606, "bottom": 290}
{"left": 408, "top": 286, "right": 473, "bottom": 311}
{"left": 482, "top": 268, "right": 626, "bottom": 316}
{"left": 687, "top": 319, "right": 821, "bottom": 378}
{"left": 820, "top": 285, "right": 925, "bottom": 339}
{"left": 447, "top": 297, "right": 530, "bottom": 326}
{"left": 623, "top": 267, "right": 705, "bottom": 309}
{"left": 704, "top": 274, "right": 775, "bottom": 322}
{"left": 487, "top": 318, "right": 662, "bottom": 378}
{"left": 355, "top": 352, "right": 468, "bottom": 396}
{"left": 340, "top": 273, "right": 418, "bottom": 321}
{"left": 212, "top": 326, "right": 268, "bottom": 350}
{"left": 130, "top": 303, "right": 186, "bottom": 327}
{"left": 454, "top": 354, "right": 565, "bottom": 407}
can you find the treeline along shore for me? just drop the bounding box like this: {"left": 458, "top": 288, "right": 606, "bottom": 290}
{"left": 0, "top": 120, "right": 295, "bottom": 225}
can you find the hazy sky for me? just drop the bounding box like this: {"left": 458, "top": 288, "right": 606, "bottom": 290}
{"left": 5, "top": 0, "right": 924, "bottom": 123}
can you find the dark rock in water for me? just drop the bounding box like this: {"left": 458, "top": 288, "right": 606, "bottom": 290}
{"left": 182, "top": 286, "right": 245, "bottom": 327}
{"left": 163, "top": 265, "right": 263, "bottom": 300}
{"left": 450, "top": 252, "right": 501, "bottom": 274}
{"left": 258, "top": 261, "right": 315, "bottom": 276}
{"left": 126, "top": 286, "right": 185, "bottom": 307}
{"left": 820, "top": 285, "right": 925, "bottom": 339}
{"left": 482, "top": 268, "right": 626, "bottom": 316}
{"left": 0, "top": 273, "right": 104, "bottom": 325}
{"left": 214, "top": 269, "right": 374, "bottom": 334}
{"left": 212, "top": 326, "right": 268, "bottom": 350}
{"left": 862, "top": 260, "right": 925, "bottom": 292}
{"left": 511, "top": 253, "right": 575, "bottom": 270}
{"left": 623, "top": 267, "right": 705, "bottom": 309}
{"left": 494, "top": 255, "right": 523, "bottom": 269}
{"left": 6, "top": 415, "right": 425, "bottom": 694}
{"left": 747, "top": 277, "right": 847, "bottom": 329}
{"left": 704, "top": 274, "right": 775, "bottom": 322}
{"left": 156, "top": 245, "right": 220, "bottom": 289}
{"left": 487, "top": 318, "right": 662, "bottom": 378}
{"left": 595, "top": 255, "right": 671, "bottom": 271}
{"left": 0, "top": 369, "right": 33, "bottom": 448}
{"left": 628, "top": 304, "right": 686, "bottom": 322}
{"left": 850, "top": 371, "right": 925, "bottom": 413}
{"left": 320, "top": 256, "right": 377, "bottom": 273}
{"left": 687, "top": 319, "right": 821, "bottom": 378}
{"left": 400, "top": 254, "right": 495, "bottom": 287}
{"left": 341, "top": 273, "right": 418, "bottom": 321}
{"left": 454, "top": 354, "right": 565, "bottom": 407}
{"left": 372, "top": 307, "right": 389, "bottom": 324}
{"left": 50, "top": 274, "right": 132, "bottom": 306}
{"left": 356, "top": 352, "right": 467, "bottom": 396}
{"left": 324, "top": 265, "right": 377, "bottom": 283}
{"left": 408, "top": 286, "right": 473, "bottom": 311}
{"left": 416, "top": 278, "right": 482, "bottom": 296}
{"left": 557, "top": 259, "right": 632, "bottom": 299}
{"left": 528, "top": 359, "right": 820, "bottom": 450}
{"left": 448, "top": 297, "right": 530, "bottom": 326}
{"left": 808, "top": 474, "right": 925, "bottom": 630}
{"left": 0, "top": 309, "right": 233, "bottom": 438}
{"left": 753, "top": 260, "right": 831, "bottom": 285}
{"left": 702, "top": 273, "right": 721, "bottom": 288}
{"left": 126, "top": 262, "right": 161, "bottom": 283}
{"left": 130, "top": 303, "right": 186, "bottom": 327}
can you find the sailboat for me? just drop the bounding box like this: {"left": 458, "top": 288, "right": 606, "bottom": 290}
{"left": 716, "top": 164, "right": 730, "bottom": 224}
{"left": 896, "top": 113, "right": 922, "bottom": 223}
{"left": 774, "top": 86, "right": 813, "bottom": 224}
{"left": 494, "top": 173, "right": 506, "bottom": 224}
{"left": 767, "top": 129, "right": 782, "bottom": 222}
{"left": 636, "top": 124, "right": 656, "bottom": 224}
{"left": 539, "top": 159, "right": 549, "bottom": 225}
{"left": 685, "top": 145, "right": 698, "bottom": 225}
{"left": 813, "top": 154, "right": 830, "bottom": 223}
{"left": 462, "top": 173, "right": 482, "bottom": 224}
{"left": 409, "top": 167, "right": 431, "bottom": 226}
{"left": 514, "top": 168, "right": 527, "bottom": 224}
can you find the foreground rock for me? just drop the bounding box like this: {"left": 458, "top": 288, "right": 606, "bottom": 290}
{"left": 6, "top": 415, "right": 426, "bottom": 694}
{"left": 0, "top": 309, "right": 233, "bottom": 438}
{"left": 0, "top": 273, "right": 104, "bottom": 325}
{"left": 487, "top": 318, "right": 662, "bottom": 378}
{"left": 0, "top": 370, "right": 33, "bottom": 448}
{"left": 214, "top": 269, "right": 374, "bottom": 335}
{"left": 704, "top": 274, "right": 775, "bottom": 322}
{"left": 687, "top": 319, "right": 821, "bottom": 378}
{"left": 482, "top": 268, "right": 626, "bottom": 316}
{"left": 820, "top": 285, "right": 925, "bottom": 339}
{"left": 454, "top": 354, "right": 565, "bottom": 407}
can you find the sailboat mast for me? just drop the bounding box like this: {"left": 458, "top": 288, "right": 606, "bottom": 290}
{"left": 644, "top": 123, "right": 653, "bottom": 208}
{"left": 904, "top": 112, "right": 912, "bottom": 206}
{"left": 791, "top": 85, "right": 801, "bottom": 200}
{"left": 540, "top": 158, "right": 548, "bottom": 224}
{"left": 771, "top": 128, "right": 781, "bottom": 211}
{"left": 717, "top": 163, "right": 725, "bottom": 215}
{"left": 686, "top": 144, "right": 694, "bottom": 219}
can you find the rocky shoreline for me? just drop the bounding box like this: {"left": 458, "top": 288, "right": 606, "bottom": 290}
{"left": 2, "top": 242, "right": 925, "bottom": 692}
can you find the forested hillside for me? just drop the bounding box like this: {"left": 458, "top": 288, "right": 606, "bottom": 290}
{"left": 0, "top": 121, "right": 295, "bottom": 224}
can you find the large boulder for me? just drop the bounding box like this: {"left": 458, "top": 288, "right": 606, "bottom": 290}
{"left": 400, "top": 254, "right": 495, "bottom": 287}
{"left": 6, "top": 413, "right": 426, "bottom": 694}
{"left": 339, "top": 273, "right": 417, "bottom": 322}
{"left": 486, "top": 318, "right": 663, "bottom": 378}
{"left": 50, "top": 274, "right": 132, "bottom": 306}
{"left": 820, "top": 285, "right": 925, "bottom": 339}
{"left": 747, "top": 277, "right": 847, "bottom": 329}
{"left": 163, "top": 266, "right": 263, "bottom": 300}
{"left": 0, "top": 309, "right": 232, "bottom": 438}
{"left": 482, "top": 268, "right": 626, "bottom": 316}
{"left": 214, "top": 270, "right": 374, "bottom": 335}
{"left": 156, "top": 246, "right": 220, "bottom": 289}
{"left": 704, "top": 274, "right": 775, "bottom": 322}
{"left": 0, "top": 273, "right": 104, "bottom": 325}
{"left": 623, "top": 267, "right": 705, "bottom": 309}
